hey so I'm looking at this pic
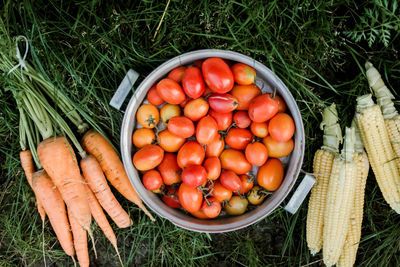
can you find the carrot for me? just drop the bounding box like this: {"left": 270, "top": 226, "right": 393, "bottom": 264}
{"left": 81, "top": 129, "right": 155, "bottom": 221}
{"left": 20, "top": 150, "right": 46, "bottom": 222}
{"left": 85, "top": 185, "right": 124, "bottom": 266}
{"left": 31, "top": 169, "right": 75, "bottom": 258}
{"left": 68, "top": 207, "right": 89, "bottom": 267}
{"left": 81, "top": 154, "right": 132, "bottom": 228}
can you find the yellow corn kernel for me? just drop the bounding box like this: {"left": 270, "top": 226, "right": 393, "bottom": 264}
{"left": 385, "top": 116, "right": 400, "bottom": 165}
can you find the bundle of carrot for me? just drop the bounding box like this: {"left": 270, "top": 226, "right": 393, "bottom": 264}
{"left": 1, "top": 33, "right": 154, "bottom": 266}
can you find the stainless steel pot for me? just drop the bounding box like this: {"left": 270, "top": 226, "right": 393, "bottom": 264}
{"left": 119, "top": 49, "right": 305, "bottom": 233}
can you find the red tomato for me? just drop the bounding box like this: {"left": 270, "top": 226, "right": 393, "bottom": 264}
{"left": 177, "top": 141, "right": 205, "bottom": 168}
{"left": 133, "top": 144, "right": 164, "bottom": 171}
{"left": 268, "top": 113, "right": 295, "bottom": 142}
{"left": 257, "top": 158, "right": 284, "bottom": 191}
{"left": 182, "top": 66, "right": 205, "bottom": 99}
{"left": 225, "top": 128, "right": 253, "bottom": 150}
{"left": 136, "top": 104, "right": 160, "bottom": 129}
{"left": 236, "top": 174, "right": 254, "bottom": 195}
{"left": 156, "top": 78, "right": 186, "bottom": 104}
{"left": 196, "top": 116, "right": 218, "bottom": 145}
{"left": 220, "top": 171, "right": 242, "bottom": 192}
{"left": 208, "top": 93, "right": 238, "bottom": 113}
{"left": 142, "top": 170, "right": 164, "bottom": 192}
{"left": 201, "top": 198, "right": 221, "bottom": 218}
{"left": 231, "top": 63, "right": 256, "bottom": 85}
{"left": 274, "top": 94, "right": 287, "bottom": 113}
{"left": 191, "top": 209, "right": 209, "bottom": 219}
{"left": 230, "top": 84, "right": 262, "bottom": 110}
{"left": 248, "top": 94, "right": 279, "bottom": 122}
{"left": 250, "top": 122, "right": 269, "bottom": 138}
{"left": 147, "top": 86, "right": 164, "bottom": 106}
{"left": 157, "top": 153, "right": 181, "bottom": 185}
{"left": 202, "top": 58, "right": 234, "bottom": 93}
{"left": 233, "top": 111, "right": 251, "bottom": 128}
{"left": 168, "top": 66, "right": 186, "bottom": 83}
{"left": 158, "top": 129, "right": 185, "bottom": 152}
{"left": 211, "top": 181, "right": 232, "bottom": 202}
{"left": 202, "top": 157, "right": 221, "bottom": 180}
{"left": 205, "top": 134, "right": 225, "bottom": 158}
{"left": 132, "top": 128, "right": 156, "bottom": 148}
{"left": 161, "top": 186, "right": 181, "bottom": 208}
{"left": 167, "top": 116, "right": 195, "bottom": 138}
{"left": 178, "top": 183, "right": 203, "bottom": 213}
{"left": 219, "top": 149, "right": 252, "bottom": 175}
{"left": 208, "top": 109, "right": 233, "bottom": 131}
{"left": 184, "top": 98, "right": 209, "bottom": 121}
{"left": 263, "top": 136, "right": 294, "bottom": 158}
{"left": 181, "top": 165, "right": 207, "bottom": 188}
{"left": 245, "top": 142, "right": 268, "bottom": 166}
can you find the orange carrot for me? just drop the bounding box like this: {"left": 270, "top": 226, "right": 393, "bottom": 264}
{"left": 32, "top": 170, "right": 75, "bottom": 258}
{"left": 85, "top": 185, "right": 124, "bottom": 266}
{"left": 81, "top": 155, "right": 132, "bottom": 228}
{"left": 68, "top": 207, "right": 89, "bottom": 267}
{"left": 81, "top": 130, "right": 155, "bottom": 221}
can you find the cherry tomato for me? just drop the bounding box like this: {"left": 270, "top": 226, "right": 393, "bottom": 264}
{"left": 236, "top": 174, "right": 254, "bottom": 195}
{"left": 220, "top": 171, "right": 242, "bottom": 192}
{"left": 177, "top": 141, "right": 205, "bottom": 168}
{"left": 201, "top": 198, "right": 221, "bottom": 218}
{"left": 156, "top": 78, "right": 186, "bottom": 104}
{"left": 202, "top": 58, "right": 234, "bottom": 93}
{"left": 160, "top": 104, "right": 181, "bottom": 125}
{"left": 194, "top": 60, "right": 203, "bottom": 69}
{"left": 211, "top": 181, "right": 232, "bottom": 202}
{"left": 136, "top": 104, "right": 160, "bottom": 128}
{"left": 233, "top": 111, "right": 251, "bottom": 128}
{"left": 184, "top": 98, "right": 209, "bottom": 121}
{"left": 203, "top": 157, "right": 221, "bottom": 180}
{"left": 157, "top": 153, "right": 181, "bottom": 185}
{"left": 147, "top": 86, "right": 164, "bottom": 106}
{"left": 133, "top": 144, "right": 164, "bottom": 171}
{"left": 181, "top": 165, "right": 207, "bottom": 188}
{"left": 158, "top": 129, "right": 185, "bottom": 152}
{"left": 248, "top": 94, "right": 279, "bottom": 122}
{"left": 191, "top": 209, "right": 209, "bottom": 219}
{"left": 220, "top": 149, "right": 252, "bottom": 175}
{"left": 196, "top": 116, "right": 218, "bottom": 145}
{"left": 225, "top": 128, "right": 253, "bottom": 150}
{"left": 245, "top": 142, "right": 269, "bottom": 166}
{"left": 208, "top": 93, "right": 238, "bottom": 113}
{"left": 167, "top": 66, "right": 186, "bottom": 83}
{"left": 247, "top": 186, "right": 267, "bottom": 205}
{"left": 182, "top": 66, "right": 205, "bottom": 99}
{"left": 230, "top": 84, "right": 262, "bottom": 110}
{"left": 250, "top": 122, "right": 269, "bottom": 138}
{"left": 167, "top": 116, "right": 195, "bottom": 138}
{"left": 208, "top": 109, "right": 233, "bottom": 131}
{"left": 263, "top": 136, "right": 294, "bottom": 158}
{"left": 257, "top": 158, "right": 284, "bottom": 191}
{"left": 231, "top": 63, "right": 256, "bottom": 85}
{"left": 268, "top": 113, "right": 295, "bottom": 142}
{"left": 162, "top": 186, "right": 181, "bottom": 208}
{"left": 224, "top": 196, "right": 248, "bottom": 215}
{"left": 132, "top": 128, "right": 156, "bottom": 148}
{"left": 274, "top": 94, "right": 287, "bottom": 113}
{"left": 142, "top": 170, "right": 163, "bottom": 193}
{"left": 205, "top": 134, "right": 225, "bottom": 158}
{"left": 202, "top": 86, "right": 213, "bottom": 97}
{"left": 178, "top": 183, "right": 203, "bottom": 213}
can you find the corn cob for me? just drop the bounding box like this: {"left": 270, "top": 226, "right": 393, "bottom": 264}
{"left": 356, "top": 94, "right": 400, "bottom": 213}
{"left": 323, "top": 127, "right": 357, "bottom": 267}
{"left": 306, "top": 103, "right": 342, "bottom": 255}
{"left": 338, "top": 119, "right": 369, "bottom": 267}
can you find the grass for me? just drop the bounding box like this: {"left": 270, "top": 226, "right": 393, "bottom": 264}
{"left": 0, "top": 0, "right": 400, "bottom": 266}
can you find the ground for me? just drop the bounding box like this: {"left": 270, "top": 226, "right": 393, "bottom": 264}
{"left": 0, "top": 0, "right": 400, "bottom": 266}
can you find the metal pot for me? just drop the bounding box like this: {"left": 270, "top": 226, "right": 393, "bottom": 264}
{"left": 119, "top": 49, "right": 305, "bottom": 233}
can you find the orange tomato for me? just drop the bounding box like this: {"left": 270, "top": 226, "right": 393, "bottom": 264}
{"left": 257, "top": 158, "right": 284, "bottom": 191}
{"left": 178, "top": 183, "right": 203, "bottom": 213}
{"left": 230, "top": 84, "right": 262, "bottom": 110}
{"left": 160, "top": 104, "right": 181, "bottom": 125}
{"left": 142, "top": 170, "right": 164, "bottom": 193}
{"left": 274, "top": 95, "right": 287, "bottom": 113}
{"left": 156, "top": 78, "right": 186, "bottom": 104}
{"left": 211, "top": 181, "right": 232, "bottom": 202}
{"left": 158, "top": 129, "right": 185, "bottom": 152}
{"left": 233, "top": 111, "right": 251, "bottom": 128}
{"left": 248, "top": 94, "right": 279, "bottom": 122}
{"left": 201, "top": 198, "right": 221, "bottom": 218}
{"left": 157, "top": 153, "right": 181, "bottom": 185}
{"left": 245, "top": 142, "right": 268, "bottom": 166}
{"left": 196, "top": 116, "right": 218, "bottom": 145}
{"left": 167, "top": 66, "right": 186, "bottom": 83}
{"left": 177, "top": 140, "right": 205, "bottom": 168}
{"left": 133, "top": 144, "right": 164, "bottom": 171}
{"left": 191, "top": 209, "right": 209, "bottom": 219}
{"left": 219, "top": 149, "right": 252, "bottom": 175}
{"left": 205, "top": 134, "right": 225, "bottom": 158}
{"left": 167, "top": 116, "right": 195, "bottom": 138}
{"left": 132, "top": 128, "right": 156, "bottom": 148}
{"left": 231, "top": 63, "right": 256, "bottom": 85}
{"left": 268, "top": 113, "right": 295, "bottom": 142}
{"left": 225, "top": 128, "right": 253, "bottom": 150}
{"left": 136, "top": 104, "right": 159, "bottom": 128}
{"left": 203, "top": 157, "right": 221, "bottom": 180}
{"left": 250, "top": 122, "right": 269, "bottom": 138}
{"left": 184, "top": 98, "right": 209, "bottom": 121}
{"left": 237, "top": 174, "right": 254, "bottom": 195}
{"left": 147, "top": 86, "right": 164, "bottom": 106}
{"left": 262, "top": 136, "right": 294, "bottom": 158}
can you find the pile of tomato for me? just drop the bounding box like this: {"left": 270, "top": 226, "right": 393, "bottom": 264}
{"left": 132, "top": 57, "right": 295, "bottom": 219}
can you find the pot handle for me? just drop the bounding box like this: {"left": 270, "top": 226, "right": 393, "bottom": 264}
{"left": 109, "top": 69, "right": 139, "bottom": 110}
{"left": 284, "top": 174, "right": 316, "bottom": 214}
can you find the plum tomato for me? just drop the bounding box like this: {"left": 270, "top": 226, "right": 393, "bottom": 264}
{"left": 211, "top": 181, "right": 232, "bottom": 202}
{"left": 233, "top": 111, "right": 251, "bottom": 128}
{"left": 250, "top": 122, "right": 269, "bottom": 138}
{"left": 257, "top": 158, "right": 284, "bottom": 191}
{"left": 162, "top": 186, "right": 181, "bottom": 208}
{"left": 203, "top": 157, "right": 221, "bottom": 180}
{"left": 205, "top": 134, "right": 225, "bottom": 158}
{"left": 132, "top": 128, "right": 156, "bottom": 148}
{"left": 224, "top": 196, "right": 248, "bottom": 215}
{"left": 231, "top": 63, "right": 256, "bottom": 85}
{"left": 167, "top": 116, "right": 195, "bottom": 138}
{"left": 142, "top": 170, "right": 164, "bottom": 193}
{"left": 208, "top": 109, "right": 233, "bottom": 131}
{"left": 157, "top": 153, "right": 181, "bottom": 185}
{"left": 136, "top": 104, "right": 160, "bottom": 128}
{"left": 167, "top": 66, "right": 186, "bottom": 83}
{"left": 225, "top": 128, "right": 253, "bottom": 150}
{"left": 196, "top": 115, "right": 218, "bottom": 145}
{"left": 230, "top": 84, "right": 262, "bottom": 110}
{"left": 182, "top": 66, "right": 205, "bottom": 99}
{"left": 133, "top": 144, "right": 164, "bottom": 171}
{"left": 181, "top": 165, "right": 207, "bottom": 188}
{"left": 191, "top": 209, "right": 209, "bottom": 219}
{"left": 268, "top": 113, "right": 295, "bottom": 142}
{"left": 273, "top": 94, "right": 287, "bottom": 113}
{"left": 245, "top": 142, "right": 268, "bottom": 166}
{"left": 220, "top": 170, "right": 243, "bottom": 192}
{"left": 201, "top": 197, "right": 222, "bottom": 218}
{"left": 220, "top": 149, "right": 252, "bottom": 175}
{"left": 184, "top": 98, "right": 209, "bottom": 121}
{"left": 177, "top": 140, "right": 205, "bottom": 168}
{"left": 208, "top": 93, "right": 238, "bottom": 113}
{"left": 147, "top": 86, "right": 164, "bottom": 106}
{"left": 178, "top": 183, "right": 203, "bottom": 213}
{"left": 236, "top": 174, "right": 254, "bottom": 195}
{"left": 262, "top": 136, "right": 294, "bottom": 158}
{"left": 158, "top": 129, "right": 185, "bottom": 152}
{"left": 248, "top": 94, "right": 279, "bottom": 122}
{"left": 247, "top": 185, "right": 267, "bottom": 205}
{"left": 156, "top": 78, "right": 186, "bottom": 104}
{"left": 202, "top": 58, "right": 234, "bottom": 93}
